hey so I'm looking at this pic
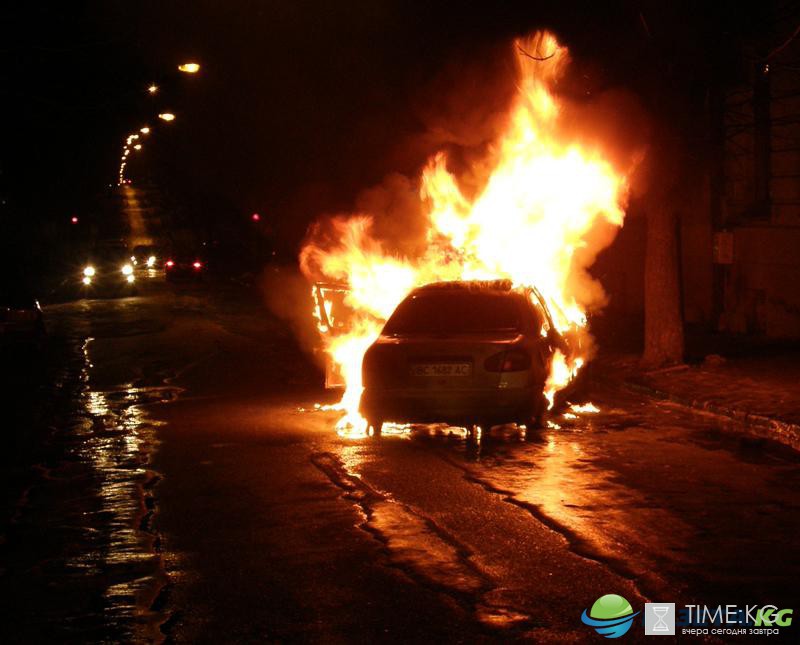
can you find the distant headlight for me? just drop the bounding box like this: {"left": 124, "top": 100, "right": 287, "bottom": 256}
{"left": 83, "top": 265, "right": 95, "bottom": 277}
{"left": 121, "top": 264, "right": 134, "bottom": 276}
{"left": 126, "top": 274, "right": 135, "bottom": 283}
{"left": 82, "top": 276, "right": 92, "bottom": 285}
{"left": 146, "top": 255, "right": 156, "bottom": 267}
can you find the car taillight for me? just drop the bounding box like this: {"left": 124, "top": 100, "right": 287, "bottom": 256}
{"left": 165, "top": 260, "right": 175, "bottom": 268}
{"left": 192, "top": 261, "right": 202, "bottom": 269}
{"left": 484, "top": 349, "right": 531, "bottom": 372}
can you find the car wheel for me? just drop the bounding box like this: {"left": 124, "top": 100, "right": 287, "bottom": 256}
{"left": 524, "top": 393, "right": 548, "bottom": 438}
{"left": 367, "top": 419, "right": 383, "bottom": 437}
{"left": 466, "top": 421, "right": 491, "bottom": 442}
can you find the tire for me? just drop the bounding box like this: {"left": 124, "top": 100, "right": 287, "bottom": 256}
{"left": 467, "top": 421, "right": 491, "bottom": 443}
{"left": 524, "top": 393, "right": 548, "bottom": 438}
{"left": 368, "top": 419, "right": 383, "bottom": 437}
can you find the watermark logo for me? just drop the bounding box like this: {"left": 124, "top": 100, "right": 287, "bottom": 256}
{"left": 677, "top": 604, "right": 793, "bottom": 637}
{"left": 581, "top": 594, "right": 639, "bottom": 638}
{"left": 754, "top": 606, "right": 793, "bottom": 627}
{"left": 644, "top": 603, "right": 675, "bottom": 635}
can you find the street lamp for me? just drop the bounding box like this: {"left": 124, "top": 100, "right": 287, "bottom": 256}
{"left": 178, "top": 62, "right": 200, "bottom": 73}
{"left": 158, "top": 112, "right": 176, "bottom": 122}
{"left": 140, "top": 127, "right": 150, "bottom": 134}
{"left": 148, "top": 84, "right": 158, "bottom": 94}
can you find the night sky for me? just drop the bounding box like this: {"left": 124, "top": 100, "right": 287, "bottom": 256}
{"left": 0, "top": 1, "right": 778, "bottom": 272}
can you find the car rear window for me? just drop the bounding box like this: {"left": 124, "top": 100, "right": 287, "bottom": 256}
{"left": 383, "top": 292, "right": 522, "bottom": 335}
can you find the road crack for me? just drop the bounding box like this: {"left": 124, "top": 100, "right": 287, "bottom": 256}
{"left": 434, "top": 449, "right": 653, "bottom": 603}
{"left": 310, "top": 451, "right": 539, "bottom": 632}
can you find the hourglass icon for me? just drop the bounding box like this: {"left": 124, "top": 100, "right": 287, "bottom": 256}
{"left": 652, "top": 606, "right": 670, "bottom": 632}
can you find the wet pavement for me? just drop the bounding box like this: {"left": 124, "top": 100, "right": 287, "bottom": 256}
{"left": 3, "top": 278, "right": 800, "bottom": 642}
{"left": 3, "top": 294, "right": 173, "bottom": 641}
{"left": 619, "top": 354, "right": 800, "bottom": 450}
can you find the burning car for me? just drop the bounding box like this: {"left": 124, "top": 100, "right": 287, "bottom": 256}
{"left": 359, "top": 280, "right": 566, "bottom": 434}
{"left": 301, "top": 31, "right": 628, "bottom": 436}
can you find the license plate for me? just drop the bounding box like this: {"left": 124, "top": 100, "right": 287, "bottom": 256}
{"left": 410, "top": 362, "right": 472, "bottom": 377}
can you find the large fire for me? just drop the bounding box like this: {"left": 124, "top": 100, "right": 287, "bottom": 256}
{"left": 300, "top": 31, "right": 630, "bottom": 433}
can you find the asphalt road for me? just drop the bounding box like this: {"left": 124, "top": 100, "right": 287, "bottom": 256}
{"left": 4, "top": 276, "right": 799, "bottom": 643}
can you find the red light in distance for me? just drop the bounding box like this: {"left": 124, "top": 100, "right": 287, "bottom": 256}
{"left": 165, "top": 260, "right": 175, "bottom": 268}
{"left": 192, "top": 261, "right": 202, "bottom": 269}
{"left": 251, "top": 213, "right": 260, "bottom": 222}
{"left": 71, "top": 216, "right": 79, "bottom": 224}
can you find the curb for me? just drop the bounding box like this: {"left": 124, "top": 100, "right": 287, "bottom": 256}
{"left": 621, "top": 378, "right": 800, "bottom": 452}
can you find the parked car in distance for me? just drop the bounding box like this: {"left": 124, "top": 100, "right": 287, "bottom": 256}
{"left": 360, "top": 280, "right": 560, "bottom": 435}
{"left": 131, "top": 244, "right": 161, "bottom": 270}
{"left": 79, "top": 243, "right": 138, "bottom": 295}
{"left": 1, "top": 289, "right": 45, "bottom": 346}
{"left": 164, "top": 249, "right": 206, "bottom": 282}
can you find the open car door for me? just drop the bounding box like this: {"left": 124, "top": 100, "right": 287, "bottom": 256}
{"left": 312, "top": 282, "right": 350, "bottom": 388}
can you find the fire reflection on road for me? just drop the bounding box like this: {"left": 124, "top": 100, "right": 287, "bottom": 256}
{"left": 340, "top": 405, "right": 699, "bottom": 599}
{"left": 410, "top": 406, "right": 700, "bottom": 597}
{"left": 16, "top": 335, "right": 182, "bottom": 640}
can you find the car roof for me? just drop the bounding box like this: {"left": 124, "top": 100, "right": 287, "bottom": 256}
{"left": 410, "top": 279, "right": 515, "bottom": 295}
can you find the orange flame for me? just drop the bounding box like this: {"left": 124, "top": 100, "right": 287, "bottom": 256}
{"left": 300, "top": 31, "right": 630, "bottom": 433}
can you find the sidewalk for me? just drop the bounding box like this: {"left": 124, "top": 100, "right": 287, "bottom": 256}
{"left": 594, "top": 347, "right": 800, "bottom": 452}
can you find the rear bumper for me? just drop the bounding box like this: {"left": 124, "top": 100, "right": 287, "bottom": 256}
{"left": 360, "top": 387, "right": 541, "bottom": 425}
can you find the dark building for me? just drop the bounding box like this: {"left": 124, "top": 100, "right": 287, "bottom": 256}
{"left": 717, "top": 19, "right": 800, "bottom": 338}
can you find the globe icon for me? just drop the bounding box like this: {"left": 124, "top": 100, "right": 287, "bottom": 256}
{"left": 591, "top": 594, "right": 634, "bottom": 620}
{"left": 581, "top": 594, "right": 639, "bottom": 638}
